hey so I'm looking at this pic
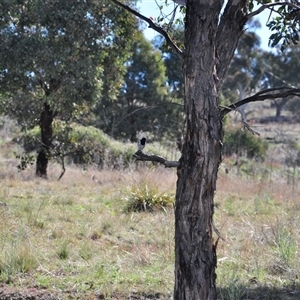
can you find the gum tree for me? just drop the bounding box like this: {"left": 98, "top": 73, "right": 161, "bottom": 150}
{"left": 121, "top": 0, "right": 300, "bottom": 298}
{"left": 0, "top": 0, "right": 138, "bottom": 177}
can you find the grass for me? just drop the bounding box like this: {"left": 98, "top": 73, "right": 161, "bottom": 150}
{"left": 215, "top": 172, "right": 300, "bottom": 299}
{"left": 0, "top": 158, "right": 300, "bottom": 299}
{"left": 0, "top": 164, "right": 176, "bottom": 298}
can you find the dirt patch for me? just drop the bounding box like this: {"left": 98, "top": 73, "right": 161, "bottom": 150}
{"left": 0, "top": 285, "right": 170, "bottom": 300}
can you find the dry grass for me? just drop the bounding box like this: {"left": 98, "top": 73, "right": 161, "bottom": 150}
{"left": 0, "top": 163, "right": 176, "bottom": 299}
{"left": 0, "top": 159, "right": 300, "bottom": 299}
{"left": 215, "top": 172, "right": 300, "bottom": 299}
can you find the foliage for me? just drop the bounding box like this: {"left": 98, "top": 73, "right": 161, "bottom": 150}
{"left": 266, "top": 5, "right": 300, "bottom": 50}
{"left": 124, "top": 184, "right": 174, "bottom": 212}
{"left": 223, "top": 127, "right": 268, "bottom": 161}
{"left": 0, "top": 0, "right": 138, "bottom": 117}
{"left": 96, "top": 32, "right": 183, "bottom": 142}
{"left": 222, "top": 22, "right": 264, "bottom": 104}
{"left": 259, "top": 44, "right": 300, "bottom": 119}
{"left": 19, "top": 122, "right": 136, "bottom": 168}
{"left": 248, "top": 0, "right": 300, "bottom": 50}
{"left": 154, "top": 26, "right": 185, "bottom": 100}
{"left": 15, "top": 154, "right": 35, "bottom": 171}
{"left": 286, "top": 97, "right": 300, "bottom": 120}
{"left": 0, "top": 0, "right": 139, "bottom": 175}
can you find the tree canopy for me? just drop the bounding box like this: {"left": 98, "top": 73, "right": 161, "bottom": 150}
{"left": 0, "top": 0, "right": 138, "bottom": 125}
{"left": 0, "top": 0, "right": 139, "bottom": 176}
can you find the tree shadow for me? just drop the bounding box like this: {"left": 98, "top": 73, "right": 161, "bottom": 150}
{"left": 217, "top": 283, "right": 300, "bottom": 300}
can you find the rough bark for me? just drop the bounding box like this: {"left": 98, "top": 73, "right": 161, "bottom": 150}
{"left": 216, "top": 1, "right": 248, "bottom": 91}
{"left": 109, "top": 1, "right": 298, "bottom": 299}
{"left": 274, "top": 98, "right": 289, "bottom": 121}
{"left": 36, "top": 103, "right": 53, "bottom": 178}
{"left": 174, "top": 1, "right": 248, "bottom": 299}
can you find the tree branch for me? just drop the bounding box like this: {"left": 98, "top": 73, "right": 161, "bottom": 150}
{"left": 247, "top": 2, "right": 300, "bottom": 19}
{"left": 133, "top": 150, "right": 180, "bottom": 168}
{"left": 110, "top": 0, "right": 183, "bottom": 58}
{"left": 220, "top": 87, "right": 300, "bottom": 118}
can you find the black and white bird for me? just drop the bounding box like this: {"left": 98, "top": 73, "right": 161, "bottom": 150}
{"left": 173, "top": 0, "right": 186, "bottom": 5}
{"left": 137, "top": 137, "right": 146, "bottom": 152}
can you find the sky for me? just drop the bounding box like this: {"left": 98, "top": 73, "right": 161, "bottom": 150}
{"left": 138, "top": 0, "right": 274, "bottom": 51}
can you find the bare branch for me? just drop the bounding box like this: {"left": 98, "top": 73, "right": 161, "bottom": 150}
{"left": 247, "top": 2, "right": 300, "bottom": 19}
{"left": 133, "top": 150, "right": 180, "bottom": 168}
{"left": 237, "top": 107, "right": 260, "bottom": 136}
{"left": 220, "top": 87, "right": 300, "bottom": 118}
{"left": 110, "top": 0, "right": 183, "bottom": 58}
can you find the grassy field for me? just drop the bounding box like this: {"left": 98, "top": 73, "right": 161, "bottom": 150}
{"left": 0, "top": 158, "right": 300, "bottom": 299}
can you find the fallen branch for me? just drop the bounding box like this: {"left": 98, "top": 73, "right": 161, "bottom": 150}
{"left": 133, "top": 150, "right": 180, "bottom": 168}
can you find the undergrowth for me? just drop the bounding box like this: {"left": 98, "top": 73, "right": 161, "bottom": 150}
{"left": 124, "top": 184, "right": 174, "bottom": 212}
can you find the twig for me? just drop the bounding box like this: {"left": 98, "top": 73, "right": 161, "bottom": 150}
{"left": 238, "top": 107, "right": 260, "bottom": 136}
{"left": 110, "top": 0, "right": 183, "bottom": 58}
{"left": 213, "top": 221, "right": 225, "bottom": 241}
{"left": 247, "top": 2, "right": 300, "bottom": 19}
{"left": 133, "top": 150, "right": 180, "bottom": 168}
{"left": 219, "top": 104, "right": 260, "bottom": 135}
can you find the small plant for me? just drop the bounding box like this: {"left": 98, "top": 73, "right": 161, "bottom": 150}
{"left": 57, "top": 242, "right": 69, "bottom": 260}
{"left": 272, "top": 222, "right": 296, "bottom": 267}
{"left": 0, "top": 240, "right": 37, "bottom": 283}
{"left": 253, "top": 192, "right": 273, "bottom": 215}
{"left": 218, "top": 279, "right": 247, "bottom": 300}
{"left": 223, "top": 195, "right": 236, "bottom": 216}
{"left": 217, "top": 267, "right": 247, "bottom": 300}
{"left": 124, "top": 185, "right": 174, "bottom": 212}
{"left": 22, "top": 198, "right": 47, "bottom": 228}
{"left": 16, "top": 154, "right": 35, "bottom": 171}
{"left": 262, "top": 219, "right": 297, "bottom": 270}
{"left": 79, "top": 245, "right": 92, "bottom": 261}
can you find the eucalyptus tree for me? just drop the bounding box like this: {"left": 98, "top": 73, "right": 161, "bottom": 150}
{"left": 0, "top": 0, "right": 138, "bottom": 177}
{"left": 96, "top": 32, "right": 182, "bottom": 142}
{"left": 112, "top": 0, "right": 300, "bottom": 299}
{"left": 260, "top": 44, "right": 300, "bottom": 120}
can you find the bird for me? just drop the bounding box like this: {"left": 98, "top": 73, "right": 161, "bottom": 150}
{"left": 173, "top": 0, "right": 186, "bottom": 5}
{"left": 137, "top": 137, "right": 146, "bottom": 152}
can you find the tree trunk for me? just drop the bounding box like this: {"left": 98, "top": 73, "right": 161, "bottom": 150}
{"left": 274, "top": 98, "right": 289, "bottom": 122}
{"left": 36, "top": 103, "right": 53, "bottom": 178}
{"left": 174, "top": 1, "right": 247, "bottom": 299}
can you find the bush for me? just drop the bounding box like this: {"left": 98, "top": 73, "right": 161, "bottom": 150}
{"left": 18, "top": 122, "right": 136, "bottom": 169}
{"left": 223, "top": 128, "right": 268, "bottom": 161}
{"left": 124, "top": 184, "right": 174, "bottom": 212}
{"left": 286, "top": 97, "right": 300, "bottom": 121}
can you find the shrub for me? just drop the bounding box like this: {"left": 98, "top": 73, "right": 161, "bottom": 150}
{"left": 124, "top": 184, "right": 174, "bottom": 212}
{"left": 223, "top": 128, "right": 268, "bottom": 161}
{"left": 18, "top": 122, "right": 136, "bottom": 169}
{"left": 286, "top": 97, "right": 300, "bottom": 121}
